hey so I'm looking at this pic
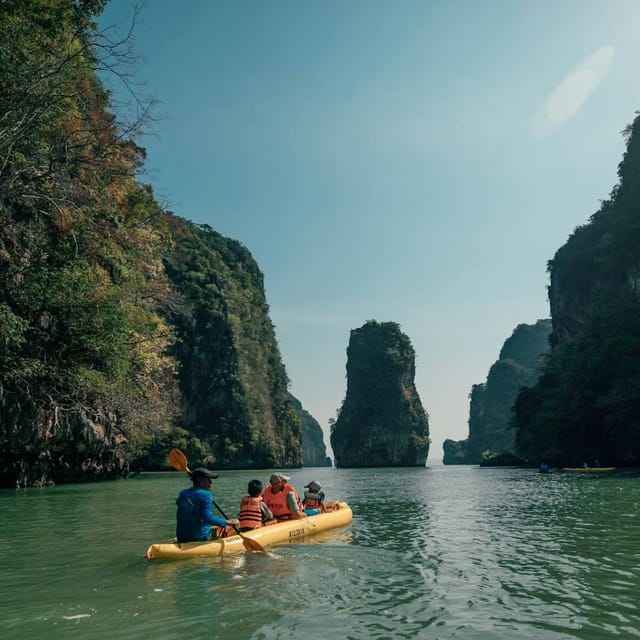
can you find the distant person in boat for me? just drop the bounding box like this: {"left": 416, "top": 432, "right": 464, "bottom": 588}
{"left": 583, "top": 462, "right": 589, "bottom": 469}
{"left": 593, "top": 459, "right": 602, "bottom": 468}
{"left": 175, "top": 467, "right": 239, "bottom": 543}
{"left": 237, "top": 479, "right": 276, "bottom": 531}
{"left": 538, "top": 462, "right": 550, "bottom": 474}
{"left": 302, "top": 480, "right": 326, "bottom": 515}
{"left": 262, "top": 472, "right": 304, "bottom": 521}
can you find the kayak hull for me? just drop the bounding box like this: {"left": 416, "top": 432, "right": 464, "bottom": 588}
{"left": 145, "top": 501, "right": 352, "bottom": 560}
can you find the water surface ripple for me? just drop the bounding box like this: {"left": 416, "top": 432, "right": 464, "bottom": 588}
{"left": 1, "top": 466, "right": 639, "bottom": 639}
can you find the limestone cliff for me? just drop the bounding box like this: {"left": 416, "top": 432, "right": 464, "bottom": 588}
{"left": 442, "top": 438, "right": 467, "bottom": 464}
{"left": 290, "top": 394, "right": 332, "bottom": 467}
{"left": 450, "top": 319, "right": 551, "bottom": 465}
{"left": 162, "top": 216, "right": 302, "bottom": 470}
{"left": 330, "top": 320, "right": 430, "bottom": 467}
{"left": 514, "top": 115, "right": 640, "bottom": 466}
{"left": 0, "top": 2, "right": 302, "bottom": 487}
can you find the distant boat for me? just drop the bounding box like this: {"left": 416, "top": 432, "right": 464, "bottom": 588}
{"left": 561, "top": 467, "right": 616, "bottom": 473}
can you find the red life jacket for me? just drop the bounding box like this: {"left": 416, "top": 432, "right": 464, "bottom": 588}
{"left": 262, "top": 483, "right": 302, "bottom": 520}
{"left": 238, "top": 495, "right": 264, "bottom": 529}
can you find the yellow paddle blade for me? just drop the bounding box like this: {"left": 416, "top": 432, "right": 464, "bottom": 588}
{"left": 240, "top": 535, "right": 265, "bottom": 553}
{"left": 168, "top": 448, "right": 190, "bottom": 473}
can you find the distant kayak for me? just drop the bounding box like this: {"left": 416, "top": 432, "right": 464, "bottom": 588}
{"left": 561, "top": 467, "right": 616, "bottom": 473}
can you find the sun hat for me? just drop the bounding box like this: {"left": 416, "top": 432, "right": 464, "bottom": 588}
{"left": 269, "top": 472, "right": 290, "bottom": 483}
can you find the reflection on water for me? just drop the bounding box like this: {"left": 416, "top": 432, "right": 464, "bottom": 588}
{"left": 1, "top": 467, "right": 640, "bottom": 639}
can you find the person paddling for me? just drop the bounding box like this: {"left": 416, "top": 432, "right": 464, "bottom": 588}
{"left": 262, "top": 472, "right": 304, "bottom": 521}
{"left": 175, "top": 467, "right": 239, "bottom": 543}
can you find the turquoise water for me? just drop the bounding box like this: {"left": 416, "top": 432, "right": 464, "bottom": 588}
{"left": 1, "top": 466, "right": 639, "bottom": 639}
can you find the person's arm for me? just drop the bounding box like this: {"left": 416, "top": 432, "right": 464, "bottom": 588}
{"left": 286, "top": 490, "right": 304, "bottom": 518}
{"left": 260, "top": 501, "right": 275, "bottom": 523}
{"left": 201, "top": 492, "right": 232, "bottom": 528}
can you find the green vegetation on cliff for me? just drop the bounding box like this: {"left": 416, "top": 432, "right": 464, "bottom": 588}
{"left": 161, "top": 216, "right": 301, "bottom": 469}
{"left": 445, "top": 320, "right": 551, "bottom": 465}
{"left": 330, "top": 320, "right": 430, "bottom": 468}
{"left": 0, "top": 1, "right": 300, "bottom": 486}
{"left": 0, "top": 0, "right": 178, "bottom": 486}
{"left": 514, "top": 115, "right": 640, "bottom": 466}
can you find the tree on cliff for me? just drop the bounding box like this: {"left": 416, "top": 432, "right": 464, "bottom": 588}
{"left": 0, "top": 1, "right": 302, "bottom": 486}
{"left": 0, "top": 0, "right": 178, "bottom": 487}
{"left": 330, "top": 320, "right": 430, "bottom": 468}
{"left": 514, "top": 114, "right": 640, "bottom": 466}
{"left": 159, "top": 216, "right": 302, "bottom": 469}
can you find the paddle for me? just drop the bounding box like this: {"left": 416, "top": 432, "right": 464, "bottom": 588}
{"left": 167, "top": 448, "right": 265, "bottom": 552}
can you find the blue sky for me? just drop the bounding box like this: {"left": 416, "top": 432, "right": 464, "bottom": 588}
{"left": 100, "top": 0, "right": 640, "bottom": 463}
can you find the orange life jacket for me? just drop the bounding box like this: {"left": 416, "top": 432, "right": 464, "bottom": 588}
{"left": 262, "top": 483, "right": 302, "bottom": 520}
{"left": 238, "top": 495, "right": 264, "bottom": 529}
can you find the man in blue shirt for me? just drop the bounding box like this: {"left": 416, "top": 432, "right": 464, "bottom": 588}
{"left": 176, "top": 467, "right": 239, "bottom": 542}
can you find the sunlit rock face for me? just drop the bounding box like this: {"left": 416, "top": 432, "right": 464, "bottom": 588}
{"left": 330, "top": 320, "right": 430, "bottom": 468}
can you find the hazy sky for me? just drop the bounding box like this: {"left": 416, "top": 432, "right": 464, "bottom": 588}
{"left": 100, "top": 0, "right": 640, "bottom": 463}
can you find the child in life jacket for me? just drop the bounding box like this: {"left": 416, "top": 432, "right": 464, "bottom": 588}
{"left": 238, "top": 479, "right": 276, "bottom": 531}
{"left": 302, "top": 480, "right": 326, "bottom": 515}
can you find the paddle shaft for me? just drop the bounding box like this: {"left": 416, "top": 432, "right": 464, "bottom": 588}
{"left": 212, "top": 500, "right": 231, "bottom": 521}
{"left": 167, "top": 448, "right": 264, "bottom": 551}
{"left": 213, "top": 491, "right": 265, "bottom": 552}
{"left": 212, "top": 499, "right": 242, "bottom": 535}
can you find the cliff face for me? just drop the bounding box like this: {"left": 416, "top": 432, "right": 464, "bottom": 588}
{"left": 547, "top": 118, "right": 640, "bottom": 351}
{"left": 500, "top": 321, "right": 553, "bottom": 368}
{"left": 514, "top": 115, "right": 640, "bottom": 466}
{"left": 443, "top": 438, "right": 467, "bottom": 464}
{"left": 0, "top": 3, "right": 301, "bottom": 486}
{"left": 330, "top": 320, "right": 430, "bottom": 468}
{"left": 0, "top": 2, "right": 180, "bottom": 487}
{"left": 459, "top": 383, "right": 485, "bottom": 464}
{"left": 290, "top": 394, "right": 332, "bottom": 467}
{"left": 457, "top": 320, "right": 551, "bottom": 464}
{"left": 162, "top": 216, "right": 302, "bottom": 470}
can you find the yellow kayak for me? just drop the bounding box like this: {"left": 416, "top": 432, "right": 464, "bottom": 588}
{"left": 561, "top": 467, "right": 616, "bottom": 473}
{"left": 145, "top": 501, "right": 352, "bottom": 560}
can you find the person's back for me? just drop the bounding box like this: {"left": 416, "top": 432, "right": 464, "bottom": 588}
{"left": 175, "top": 467, "right": 238, "bottom": 543}
{"left": 238, "top": 479, "right": 275, "bottom": 531}
{"left": 176, "top": 485, "right": 215, "bottom": 542}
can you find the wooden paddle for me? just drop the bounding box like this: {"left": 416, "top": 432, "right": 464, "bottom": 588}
{"left": 167, "top": 448, "right": 265, "bottom": 552}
